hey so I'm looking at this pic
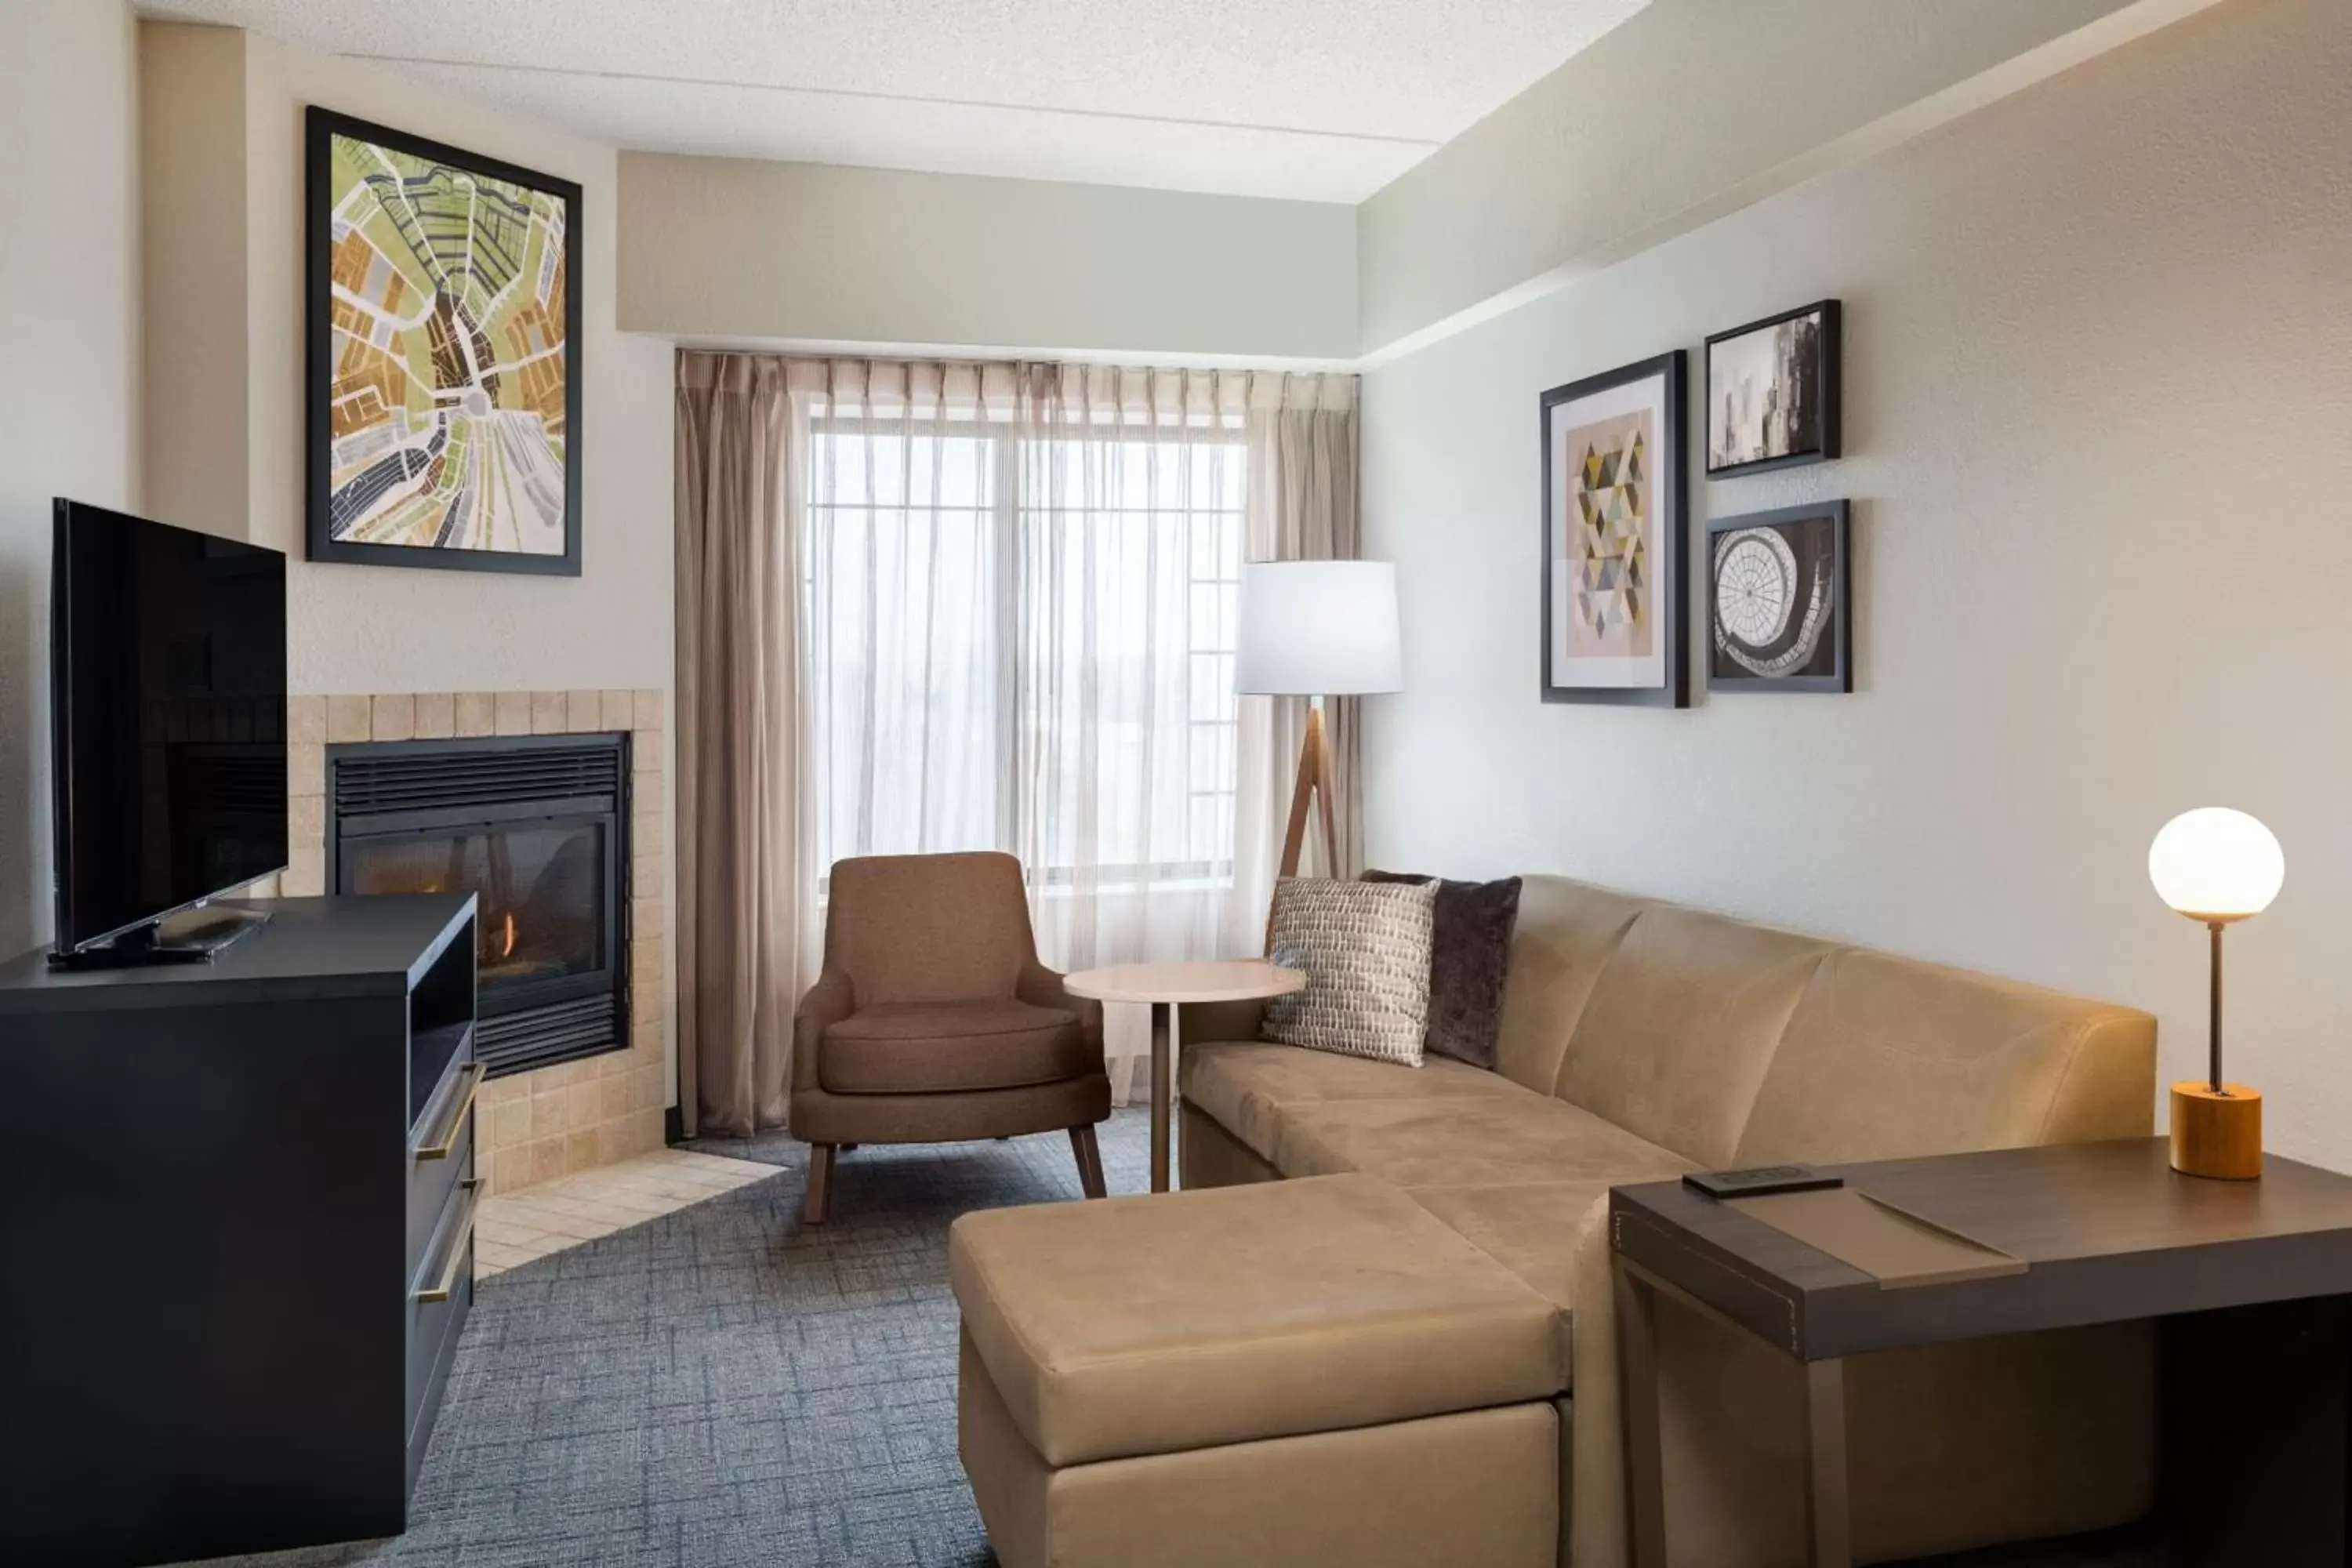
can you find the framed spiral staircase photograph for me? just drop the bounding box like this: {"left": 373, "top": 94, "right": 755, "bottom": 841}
{"left": 1706, "top": 499, "right": 1853, "bottom": 693}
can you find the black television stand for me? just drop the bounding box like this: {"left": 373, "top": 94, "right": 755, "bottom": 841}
{"left": 2, "top": 894, "right": 481, "bottom": 1565}
{"left": 48, "top": 902, "right": 274, "bottom": 969}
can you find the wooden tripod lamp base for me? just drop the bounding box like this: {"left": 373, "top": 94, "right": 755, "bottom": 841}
{"left": 1276, "top": 705, "right": 1340, "bottom": 884}
{"left": 2171, "top": 1082, "right": 2263, "bottom": 1180}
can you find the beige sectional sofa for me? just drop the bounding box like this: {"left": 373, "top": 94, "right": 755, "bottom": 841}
{"left": 1175, "top": 874, "right": 2160, "bottom": 1567}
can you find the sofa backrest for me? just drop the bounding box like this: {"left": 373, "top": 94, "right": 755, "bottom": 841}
{"left": 1489, "top": 878, "right": 1645, "bottom": 1093}
{"left": 1554, "top": 905, "right": 1837, "bottom": 1169}
{"left": 1733, "top": 946, "right": 2158, "bottom": 1163}
{"left": 1494, "top": 876, "right": 2155, "bottom": 1168}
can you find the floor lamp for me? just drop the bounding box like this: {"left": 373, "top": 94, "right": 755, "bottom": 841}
{"left": 1235, "top": 561, "right": 1403, "bottom": 895}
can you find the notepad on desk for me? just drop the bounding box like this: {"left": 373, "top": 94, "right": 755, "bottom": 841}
{"left": 1728, "top": 1187, "right": 2027, "bottom": 1288}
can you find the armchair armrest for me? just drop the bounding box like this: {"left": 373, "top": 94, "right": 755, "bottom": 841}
{"left": 792, "top": 967, "right": 857, "bottom": 1094}
{"left": 1017, "top": 960, "right": 1103, "bottom": 1049}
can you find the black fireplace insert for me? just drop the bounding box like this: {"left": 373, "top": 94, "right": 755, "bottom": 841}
{"left": 328, "top": 732, "right": 629, "bottom": 1077}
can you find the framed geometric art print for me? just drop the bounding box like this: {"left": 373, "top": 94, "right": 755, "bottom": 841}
{"left": 307, "top": 107, "right": 583, "bottom": 575}
{"left": 1707, "top": 500, "right": 1852, "bottom": 693}
{"left": 1704, "top": 299, "right": 1841, "bottom": 478}
{"left": 1540, "top": 350, "right": 1689, "bottom": 707}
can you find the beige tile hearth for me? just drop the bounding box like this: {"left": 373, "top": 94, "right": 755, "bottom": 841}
{"left": 474, "top": 1149, "right": 773, "bottom": 1278}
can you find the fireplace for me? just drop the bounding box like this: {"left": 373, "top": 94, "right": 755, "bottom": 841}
{"left": 328, "top": 733, "right": 630, "bottom": 1078}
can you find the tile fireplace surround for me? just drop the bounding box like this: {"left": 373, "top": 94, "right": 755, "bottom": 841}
{"left": 264, "top": 690, "right": 669, "bottom": 1196}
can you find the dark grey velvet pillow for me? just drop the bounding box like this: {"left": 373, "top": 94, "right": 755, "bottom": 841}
{"left": 1361, "top": 871, "right": 1521, "bottom": 1069}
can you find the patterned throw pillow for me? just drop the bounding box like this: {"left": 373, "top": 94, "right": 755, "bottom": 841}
{"left": 1260, "top": 877, "right": 1437, "bottom": 1067}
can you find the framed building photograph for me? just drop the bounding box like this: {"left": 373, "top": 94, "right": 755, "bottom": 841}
{"left": 1707, "top": 499, "right": 1852, "bottom": 692}
{"left": 307, "top": 107, "right": 583, "bottom": 575}
{"left": 1540, "top": 350, "right": 1689, "bottom": 707}
{"left": 1704, "top": 299, "right": 1841, "bottom": 477}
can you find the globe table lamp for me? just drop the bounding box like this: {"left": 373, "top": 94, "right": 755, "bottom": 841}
{"left": 2148, "top": 807, "right": 2284, "bottom": 1180}
{"left": 1235, "top": 561, "right": 1403, "bottom": 885}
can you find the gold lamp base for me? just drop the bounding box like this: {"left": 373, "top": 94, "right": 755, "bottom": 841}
{"left": 2169, "top": 1081, "right": 2263, "bottom": 1180}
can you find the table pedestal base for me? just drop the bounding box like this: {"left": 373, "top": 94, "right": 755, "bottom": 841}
{"left": 1149, "top": 1001, "right": 1173, "bottom": 1193}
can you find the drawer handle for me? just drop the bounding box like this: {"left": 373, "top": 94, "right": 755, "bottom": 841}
{"left": 415, "top": 1063, "right": 485, "bottom": 1162}
{"left": 415, "top": 1179, "right": 482, "bottom": 1305}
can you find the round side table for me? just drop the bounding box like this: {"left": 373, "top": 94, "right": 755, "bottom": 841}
{"left": 1062, "top": 960, "right": 1304, "bottom": 1193}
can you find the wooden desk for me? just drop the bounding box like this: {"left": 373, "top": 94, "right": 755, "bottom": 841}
{"left": 1610, "top": 1138, "right": 2352, "bottom": 1567}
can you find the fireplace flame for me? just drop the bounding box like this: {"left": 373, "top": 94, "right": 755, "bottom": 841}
{"left": 500, "top": 911, "right": 517, "bottom": 960}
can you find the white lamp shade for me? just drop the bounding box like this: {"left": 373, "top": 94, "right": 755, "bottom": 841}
{"left": 2148, "top": 807, "right": 2285, "bottom": 920}
{"left": 1234, "top": 561, "right": 1403, "bottom": 696}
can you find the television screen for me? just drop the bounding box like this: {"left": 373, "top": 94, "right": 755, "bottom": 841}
{"left": 51, "top": 500, "right": 288, "bottom": 954}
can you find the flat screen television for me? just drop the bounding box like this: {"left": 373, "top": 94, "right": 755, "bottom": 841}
{"left": 50, "top": 499, "right": 289, "bottom": 961}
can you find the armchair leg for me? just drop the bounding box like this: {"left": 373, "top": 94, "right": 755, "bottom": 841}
{"left": 804, "top": 1143, "right": 837, "bottom": 1225}
{"left": 1069, "top": 1124, "right": 1107, "bottom": 1200}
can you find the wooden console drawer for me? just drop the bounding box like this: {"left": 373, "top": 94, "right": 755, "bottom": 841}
{"left": 407, "top": 1058, "right": 481, "bottom": 1273}
{"left": 407, "top": 1169, "right": 478, "bottom": 1446}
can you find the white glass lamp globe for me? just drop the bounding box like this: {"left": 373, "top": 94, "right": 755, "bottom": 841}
{"left": 2147, "top": 808, "right": 2285, "bottom": 922}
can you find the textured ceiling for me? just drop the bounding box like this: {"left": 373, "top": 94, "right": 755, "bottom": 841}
{"left": 131, "top": 0, "right": 1651, "bottom": 201}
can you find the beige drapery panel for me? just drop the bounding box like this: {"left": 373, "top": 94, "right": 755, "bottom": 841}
{"left": 1242, "top": 374, "right": 1364, "bottom": 895}
{"left": 673, "top": 352, "right": 806, "bottom": 1138}
{"left": 673, "top": 354, "right": 1357, "bottom": 1129}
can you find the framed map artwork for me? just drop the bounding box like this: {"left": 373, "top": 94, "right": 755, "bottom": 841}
{"left": 306, "top": 108, "right": 583, "bottom": 575}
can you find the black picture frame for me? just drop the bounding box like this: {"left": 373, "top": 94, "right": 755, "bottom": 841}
{"left": 1704, "top": 299, "right": 1841, "bottom": 478}
{"left": 305, "top": 107, "right": 583, "bottom": 576}
{"left": 1539, "top": 350, "right": 1689, "bottom": 708}
{"left": 1706, "top": 499, "right": 1852, "bottom": 693}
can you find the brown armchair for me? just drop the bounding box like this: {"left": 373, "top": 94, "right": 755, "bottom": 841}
{"left": 790, "top": 851, "right": 1112, "bottom": 1224}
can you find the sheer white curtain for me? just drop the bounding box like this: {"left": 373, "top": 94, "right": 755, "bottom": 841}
{"left": 787, "top": 359, "right": 1356, "bottom": 1097}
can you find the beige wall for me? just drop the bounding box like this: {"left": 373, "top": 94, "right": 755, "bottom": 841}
{"left": 0, "top": 0, "right": 141, "bottom": 958}
{"left": 140, "top": 24, "right": 246, "bottom": 545}
{"left": 613, "top": 0, "right": 2228, "bottom": 365}
{"left": 135, "top": 24, "right": 681, "bottom": 1108}
{"left": 619, "top": 152, "right": 1358, "bottom": 361}
{"left": 1356, "top": 0, "right": 2224, "bottom": 358}
{"left": 139, "top": 24, "right": 674, "bottom": 695}
{"left": 1363, "top": 0, "right": 2352, "bottom": 1167}
{"left": 240, "top": 32, "right": 675, "bottom": 699}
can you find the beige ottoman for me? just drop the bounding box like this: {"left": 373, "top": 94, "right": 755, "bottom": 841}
{"left": 949, "top": 1174, "right": 1566, "bottom": 1568}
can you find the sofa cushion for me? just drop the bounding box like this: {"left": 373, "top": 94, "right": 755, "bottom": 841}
{"left": 960, "top": 1327, "right": 1563, "bottom": 1568}
{"left": 1554, "top": 906, "right": 1835, "bottom": 1167}
{"left": 1180, "top": 1040, "right": 1528, "bottom": 1167}
{"left": 1275, "top": 1091, "right": 1693, "bottom": 1191}
{"left": 1403, "top": 1178, "right": 1693, "bottom": 1380}
{"left": 948, "top": 1174, "right": 1564, "bottom": 1467}
{"left": 821, "top": 999, "right": 1089, "bottom": 1094}
{"left": 1489, "top": 877, "right": 1648, "bottom": 1096}
{"left": 1733, "top": 946, "right": 2159, "bottom": 1165}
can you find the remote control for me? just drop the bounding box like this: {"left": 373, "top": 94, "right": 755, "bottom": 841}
{"left": 1681, "top": 1164, "right": 1845, "bottom": 1200}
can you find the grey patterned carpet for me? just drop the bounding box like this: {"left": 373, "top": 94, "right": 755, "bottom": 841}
{"left": 185, "top": 1110, "right": 1149, "bottom": 1568}
{"left": 179, "top": 1104, "right": 2158, "bottom": 1568}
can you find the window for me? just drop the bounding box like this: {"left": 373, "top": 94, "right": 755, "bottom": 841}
{"left": 804, "top": 411, "right": 1246, "bottom": 893}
